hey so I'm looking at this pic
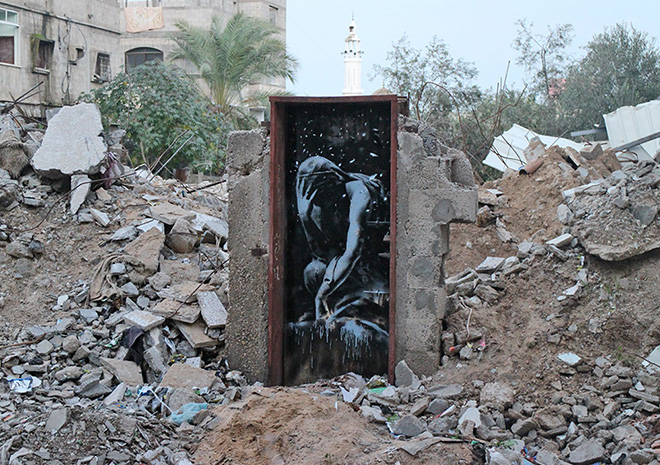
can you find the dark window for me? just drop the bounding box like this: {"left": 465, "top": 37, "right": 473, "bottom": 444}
{"left": 0, "top": 8, "right": 19, "bottom": 65}
{"left": 35, "top": 39, "right": 54, "bottom": 69}
{"left": 125, "top": 47, "right": 163, "bottom": 71}
{"left": 94, "top": 53, "right": 111, "bottom": 82}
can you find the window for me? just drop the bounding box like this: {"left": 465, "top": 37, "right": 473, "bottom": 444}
{"left": 269, "top": 5, "right": 278, "bottom": 25}
{"left": 0, "top": 8, "right": 19, "bottom": 66}
{"left": 34, "top": 39, "right": 54, "bottom": 70}
{"left": 94, "top": 53, "right": 111, "bottom": 83}
{"left": 125, "top": 47, "right": 163, "bottom": 71}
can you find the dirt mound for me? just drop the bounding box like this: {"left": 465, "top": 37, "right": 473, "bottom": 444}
{"left": 194, "top": 387, "right": 476, "bottom": 465}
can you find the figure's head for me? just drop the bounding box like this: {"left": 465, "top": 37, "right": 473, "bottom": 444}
{"left": 296, "top": 156, "right": 352, "bottom": 201}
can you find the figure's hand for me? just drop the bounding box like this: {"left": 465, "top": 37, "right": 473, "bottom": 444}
{"left": 314, "top": 281, "right": 331, "bottom": 320}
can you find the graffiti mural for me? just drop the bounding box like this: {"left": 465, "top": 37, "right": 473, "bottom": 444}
{"left": 282, "top": 101, "right": 392, "bottom": 385}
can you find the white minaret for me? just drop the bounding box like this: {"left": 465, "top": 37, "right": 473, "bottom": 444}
{"left": 342, "top": 18, "right": 363, "bottom": 95}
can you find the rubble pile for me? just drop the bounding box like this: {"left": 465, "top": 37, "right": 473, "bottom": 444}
{"left": 0, "top": 105, "right": 246, "bottom": 464}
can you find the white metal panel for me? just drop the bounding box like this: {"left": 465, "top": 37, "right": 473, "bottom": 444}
{"left": 603, "top": 99, "right": 660, "bottom": 161}
{"left": 484, "top": 124, "right": 584, "bottom": 172}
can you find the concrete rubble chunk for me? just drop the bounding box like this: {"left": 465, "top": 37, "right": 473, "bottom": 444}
{"left": 69, "top": 174, "right": 90, "bottom": 215}
{"left": 480, "top": 382, "right": 514, "bottom": 410}
{"left": 146, "top": 202, "right": 196, "bottom": 226}
{"left": 32, "top": 103, "right": 107, "bottom": 178}
{"left": 124, "top": 228, "right": 165, "bottom": 275}
{"left": 360, "top": 405, "right": 387, "bottom": 423}
{"left": 151, "top": 298, "right": 200, "bottom": 324}
{"left": 391, "top": 414, "right": 426, "bottom": 437}
{"left": 104, "top": 383, "right": 127, "bottom": 406}
{"left": 45, "top": 408, "right": 68, "bottom": 433}
{"left": 558, "top": 352, "right": 581, "bottom": 366}
{"left": 475, "top": 256, "right": 505, "bottom": 273}
{"left": 427, "top": 384, "right": 463, "bottom": 399}
{"left": 157, "top": 281, "right": 213, "bottom": 303}
{"left": 176, "top": 320, "right": 219, "bottom": 348}
{"left": 567, "top": 438, "right": 604, "bottom": 465}
{"left": 100, "top": 358, "right": 144, "bottom": 386}
{"left": 395, "top": 360, "right": 421, "bottom": 388}
{"left": 546, "top": 233, "right": 574, "bottom": 248}
{"left": 90, "top": 208, "right": 111, "bottom": 227}
{"left": 123, "top": 310, "right": 166, "bottom": 331}
{"left": 110, "top": 225, "right": 139, "bottom": 242}
{"left": 197, "top": 291, "right": 228, "bottom": 328}
{"left": 159, "top": 363, "right": 216, "bottom": 390}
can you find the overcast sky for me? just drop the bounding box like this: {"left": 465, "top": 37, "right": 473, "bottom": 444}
{"left": 286, "top": 0, "right": 660, "bottom": 96}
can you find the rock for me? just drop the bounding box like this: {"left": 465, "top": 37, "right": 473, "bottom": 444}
{"left": 426, "top": 398, "right": 449, "bottom": 415}
{"left": 612, "top": 425, "right": 643, "bottom": 446}
{"left": 480, "top": 382, "right": 514, "bottom": 410}
{"left": 54, "top": 366, "right": 84, "bottom": 382}
{"left": 90, "top": 208, "right": 111, "bottom": 227}
{"left": 123, "top": 310, "right": 165, "bottom": 331}
{"left": 100, "top": 358, "right": 144, "bottom": 386}
{"left": 110, "top": 225, "right": 139, "bottom": 242}
{"left": 36, "top": 339, "right": 54, "bottom": 355}
{"left": 123, "top": 228, "right": 165, "bottom": 275}
{"left": 410, "top": 397, "right": 430, "bottom": 416}
{"left": 176, "top": 320, "right": 219, "bottom": 348}
{"left": 475, "top": 256, "right": 505, "bottom": 273}
{"left": 568, "top": 439, "right": 605, "bottom": 465}
{"left": 148, "top": 272, "right": 172, "bottom": 291}
{"left": 558, "top": 352, "right": 581, "bottom": 366}
{"left": 395, "top": 360, "right": 420, "bottom": 388}
{"left": 546, "top": 233, "right": 574, "bottom": 248}
{"left": 0, "top": 129, "right": 29, "bottom": 178}
{"left": 77, "top": 380, "right": 112, "bottom": 398}
{"left": 104, "top": 383, "right": 127, "bottom": 405}
{"left": 157, "top": 281, "right": 213, "bottom": 303}
{"left": 428, "top": 416, "right": 457, "bottom": 435}
{"left": 511, "top": 418, "right": 537, "bottom": 437}
{"left": 459, "top": 407, "right": 482, "bottom": 429}
{"left": 159, "top": 363, "right": 217, "bottom": 391}
{"left": 0, "top": 179, "right": 18, "bottom": 209}
{"left": 392, "top": 415, "right": 426, "bottom": 437}
{"left": 110, "top": 263, "right": 126, "bottom": 275}
{"left": 166, "top": 218, "right": 197, "bottom": 253}
{"left": 151, "top": 299, "right": 200, "bottom": 324}
{"left": 474, "top": 284, "right": 499, "bottom": 303}
{"left": 45, "top": 408, "right": 68, "bottom": 433}
{"left": 61, "top": 335, "right": 80, "bottom": 354}
{"left": 197, "top": 291, "right": 228, "bottom": 329}
{"left": 191, "top": 212, "right": 229, "bottom": 243}
{"left": 167, "top": 388, "right": 205, "bottom": 412}
{"left": 144, "top": 346, "right": 167, "bottom": 375}
{"left": 78, "top": 308, "right": 98, "bottom": 323}
{"left": 557, "top": 204, "right": 573, "bottom": 225}
{"left": 147, "top": 202, "right": 195, "bottom": 226}
{"left": 32, "top": 103, "right": 107, "bottom": 178}
{"left": 7, "top": 241, "right": 32, "bottom": 259}
{"left": 632, "top": 205, "right": 658, "bottom": 226}
{"left": 360, "top": 405, "right": 387, "bottom": 423}
{"left": 69, "top": 174, "right": 90, "bottom": 215}
{"left": 428, "top": 384, "right": 463, "bottom": 399}
{"left": 580, "top": 143, "right": 603, "bottom": 160}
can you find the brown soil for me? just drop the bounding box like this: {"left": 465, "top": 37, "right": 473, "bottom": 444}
{"left": 194, "top": 387, "right": 478, "bottom": 465}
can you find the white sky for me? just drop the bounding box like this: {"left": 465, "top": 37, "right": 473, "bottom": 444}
{"left": 286, "top": 0, "right": 660, "bottom": 96}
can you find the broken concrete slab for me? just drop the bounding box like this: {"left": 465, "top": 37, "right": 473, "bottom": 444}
{"left": 146, "top": 203, "right": 195, "bottom": 226}
{"left": 546, "top": 233, "right": 573, "bottom": 248}
{"left": 567, "top": 438, "right": 604, "bottom": 465}
{"left": 137, "top": 219, "right": 165, "bottom": 234}
{"left": 124, "top": 228, "right": 165, "bottom": 275}
{"left": 100, "top": 358, "right": 144, "bottom": 386}
{"left": 197, "top": 291, "right": 227, "bottom": 329}
{"left": 32, "top": 103, "right": 107, "bottom": 179}
{"left": 175, "top": 320, "right": 219, "bottom": 349}
{"left": 192, "top": 212, "right": 229, "bottom": 242}
{"left": 90, "top": 208, "right": 111, "bottom": 227}
{"left": 110, "top": 225, "right": 139, "bottom": 242}
{"left": 166, "top": 218, "right": 197, "bottom": 253}
{"left": 45, "top": 408, "right": 68, "bottom": 433}
{"left": 475, "top": 257, "right": 505, "bottom": 273}
{"left": 151, "top": 299, "right": 200, "bottom": 324}
{"left": 159, "top": 363, "right": 216, "bottom": 390}
{"left": 123, "top": 310, "right": 166, "bottom": 331}
{"left": 69, "top": 174, "right": 90, "bottom": 215}
{"left": 157, "top": 281, "right": 213, "bottom": 303}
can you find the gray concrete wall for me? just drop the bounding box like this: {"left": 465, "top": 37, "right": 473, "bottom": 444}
{"left": 226, "top": 117, "right": 478, "bottom": 383}
{"left": 395, "top": 118, "right": 478, "bottom": 377}
{"left": 225, "top": 129, "right": 270, "bottom": 382}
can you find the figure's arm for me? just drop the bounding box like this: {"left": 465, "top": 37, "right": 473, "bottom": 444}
{"left": 315, "top": 181, "right": 369, "bottom": 315}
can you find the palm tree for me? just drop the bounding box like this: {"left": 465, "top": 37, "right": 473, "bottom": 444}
{"left": 171, "top": 13, "right": 297, "bottom": 122}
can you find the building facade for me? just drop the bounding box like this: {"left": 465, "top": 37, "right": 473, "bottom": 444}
{"left": 0, "top": 0, "right": 286, "bottom": 117}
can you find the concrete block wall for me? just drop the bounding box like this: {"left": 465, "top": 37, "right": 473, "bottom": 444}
{"left": 225, "top": 129, "right": 271, "bottom": 382}
{"left": 226, "top": 119, "right": 478, "bottom": 383}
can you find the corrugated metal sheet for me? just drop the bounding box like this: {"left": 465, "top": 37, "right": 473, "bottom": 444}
{"left": 484, "top": 124, "right": 584, "bottom": 172}
{"left": 603, "top": 99, "right": 660, "bottom": 161}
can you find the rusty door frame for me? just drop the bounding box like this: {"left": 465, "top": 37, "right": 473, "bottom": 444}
{"left": 268, "top": 95, "right": 399, "bottom": 385}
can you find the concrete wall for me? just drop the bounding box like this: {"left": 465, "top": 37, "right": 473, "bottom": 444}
{"left": 225, "top": 129, "right": 270, "bottom": 382}
{"left": 0, "top": 0, "right": 122, "bottom": 117}
{"left": 226, "top": 117, "right": 478, "bottom": 383}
